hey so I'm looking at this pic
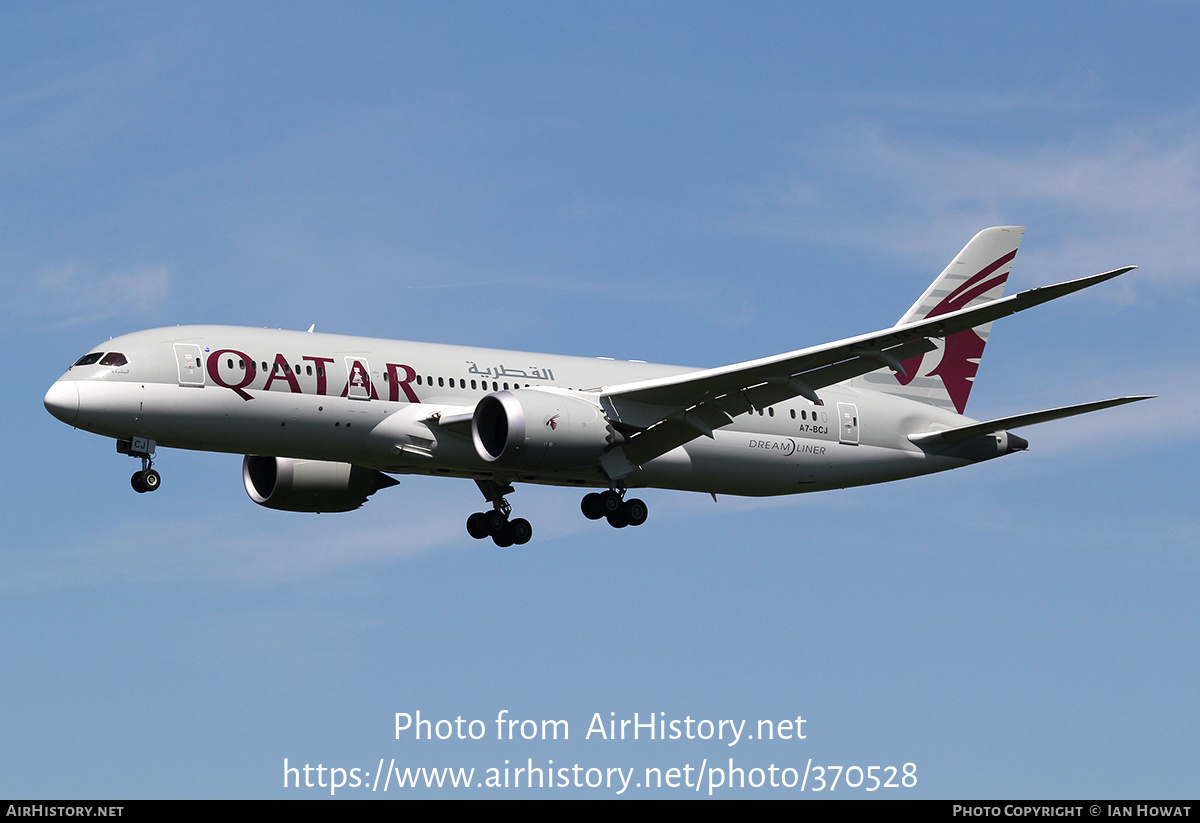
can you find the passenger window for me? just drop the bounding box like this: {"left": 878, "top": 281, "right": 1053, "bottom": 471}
{"left": 99, "top": 352, "right": 127, "bottom": 367}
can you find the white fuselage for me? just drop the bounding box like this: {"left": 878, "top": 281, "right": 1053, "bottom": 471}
{"left": 45, "top": 325, "right": 996, "bottom": 498}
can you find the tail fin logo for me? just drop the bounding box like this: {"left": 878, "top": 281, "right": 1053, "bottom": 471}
{"left": 896, "top": 249, "right": 1016, "bottom": 413}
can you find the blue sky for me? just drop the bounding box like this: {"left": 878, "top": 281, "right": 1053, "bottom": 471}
{"left": 3, "top": 1, "right": 1197, "bottom": 798}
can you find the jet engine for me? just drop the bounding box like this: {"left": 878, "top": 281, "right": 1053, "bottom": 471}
{"left": 471, "top": 389, "right": 621, "bottom": 469}
{"left": 242, "top": 456, "right": 399, "bottom": 513}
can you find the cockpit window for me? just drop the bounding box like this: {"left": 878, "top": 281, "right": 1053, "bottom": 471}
{"left": 73, "top": 353, "right": 104, "bottom": 367}
{"left": 99, "top": 352, "right": 128, "bottom": 367}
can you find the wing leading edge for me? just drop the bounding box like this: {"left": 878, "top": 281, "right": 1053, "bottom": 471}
{"left": 598, "top": 265, "right": 1138, "bottom": 477}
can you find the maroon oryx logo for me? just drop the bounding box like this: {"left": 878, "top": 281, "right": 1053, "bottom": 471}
{"left": 896, "top": 249, "right": 1015, "bottom": 413}
{"left": 545, "top": 414, "right": 560, "bottom": 430}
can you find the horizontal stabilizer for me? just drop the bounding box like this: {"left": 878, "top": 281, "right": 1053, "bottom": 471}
{"left": 907, "top": 396, "right": 1154, "bottom": 445}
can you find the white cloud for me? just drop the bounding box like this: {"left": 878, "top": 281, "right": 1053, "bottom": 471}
{"left": 999, "top": 363, "right": 1199, "bottom": 456}
{"left": 27, "top": 263, "right": 171, "bottom": 327}
{"left": 0, "top": 505, "right": 460, "bottom": 594}
{"left": 733, "top": 110, "right": 1200, "bottom": 289}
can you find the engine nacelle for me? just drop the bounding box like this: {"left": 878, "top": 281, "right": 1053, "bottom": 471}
{"left": 242, "top": 456, "right": 399, "bottom": 513}
{"left": 472, "top": 389, "right": 620, "bottom": 469}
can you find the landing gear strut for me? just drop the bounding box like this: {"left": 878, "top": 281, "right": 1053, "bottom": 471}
{"left": 581, "top": 487, "right": 648, "bottom": 529}
{"left": 467, "top": 480, "right": 532, "bottom": 547}
{"left": 117, "top": 437, "right": 161, "bottom": 494}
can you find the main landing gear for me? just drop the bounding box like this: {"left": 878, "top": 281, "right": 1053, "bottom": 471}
{"left": 466, "top": 481, "right": 649, "bottom": 546}
{"left": 467, "top": 480, "right": 532, "bottom": 548}
{"left": 117, "top": 437, "right": 161, "bottom": 494}
{"left": 581, "top": 488, "right": 648, "bottom": 529}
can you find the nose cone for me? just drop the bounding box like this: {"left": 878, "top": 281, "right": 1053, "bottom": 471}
{"left": 44, "top": 380, "right": 79, "bottom": 425}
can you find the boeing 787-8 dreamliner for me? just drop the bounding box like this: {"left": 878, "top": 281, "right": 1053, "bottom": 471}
{"left": 45, "top": 227, "right": 1149, "bottom": 546}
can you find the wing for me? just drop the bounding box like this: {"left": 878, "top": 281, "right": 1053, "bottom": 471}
{"left": 597, "top": 266, "right": 1137, "bottom": 476}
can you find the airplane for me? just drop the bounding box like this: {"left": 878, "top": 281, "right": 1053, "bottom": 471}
{"left": 44, "top": 227, "right": 1150, "bottom": 547}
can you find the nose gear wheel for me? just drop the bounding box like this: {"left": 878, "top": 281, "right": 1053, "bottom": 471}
{"left": 118, "top": 438, "right": 161, "bottom": 494}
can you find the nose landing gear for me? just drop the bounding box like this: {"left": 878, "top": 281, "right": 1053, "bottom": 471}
{"left": 130, "top": 467, "right": 161, "bottom": 493}
{"left": 118, "top": 437, "right": 161, "bottom": 494}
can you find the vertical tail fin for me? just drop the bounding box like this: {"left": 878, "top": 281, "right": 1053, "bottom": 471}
{"left": 851, "top": 226, "right": 1025, "bottom": 414}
